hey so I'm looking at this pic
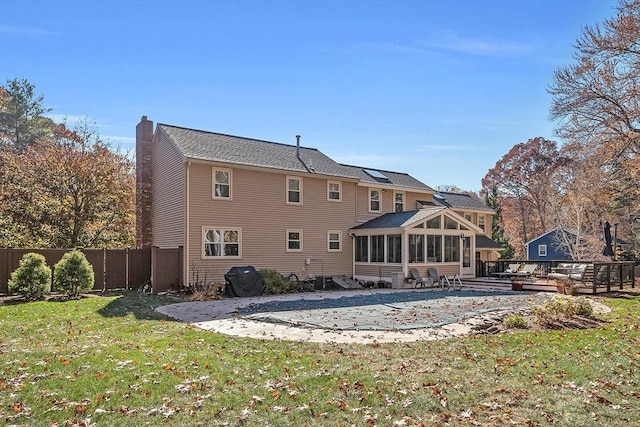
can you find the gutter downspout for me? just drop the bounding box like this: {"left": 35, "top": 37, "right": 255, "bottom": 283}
{"left": 185, "top": 161, "right": 191, "bottom": 288}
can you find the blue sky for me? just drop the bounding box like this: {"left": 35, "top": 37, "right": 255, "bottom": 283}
{"left": 0, "top": 0, "right": 617, "bottom": 191}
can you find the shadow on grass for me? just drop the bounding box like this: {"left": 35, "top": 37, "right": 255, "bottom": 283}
{"left": 97, "top": 291, "right": 180, "bottom": 321}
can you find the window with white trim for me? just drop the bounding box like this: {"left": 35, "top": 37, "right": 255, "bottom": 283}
{"left": 327, "top": 231, "right": 342, "bottom": 252}
{"left": 478, "top": 215, "right": 486, "bottom": 232}
{"left": 203, "top": 228, "right": 240, "bottom": 258}
{"left": 394, "top": 191, "right": 404, "bottom": 212}
{"left": 213, "top": 168, "right": 231, "bottom": 199}
{"left": 286, "top": 176, "right": 302, "bottom": 205}
{"left": 444, "top": 216, "right": 458, "bottom": 229}
{"left": 444, "top": 235, "right": 460, "bottom": 262}
{"left": 538, "top": 244, "right": 547, "bottom": 257}
{"left": 355, "top": 236, "right": 368, "bottom": 262}
{"left": 370, "top": 235, "right": 385, "bottom": 262}
{"left": 286, "top": 229, "right": 303, "bottom": 252}
{"left": 387, "top": 234, "right": 402, "bottom": 263}
{"left": 409, "top": 234, "right": 424, "bottom": 263}
{"left": 327, "top": 181, "right": 341, "bottom": 202}
{"left": 369, "top": 189, "right": 381, "bottom": 212}
{"left": 426, "top": 216, "right": 441, "bottom": 229}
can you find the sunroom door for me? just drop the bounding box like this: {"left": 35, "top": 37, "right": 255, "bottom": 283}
{"left": 462, "top": 236, "right": 473, "bottom": 276}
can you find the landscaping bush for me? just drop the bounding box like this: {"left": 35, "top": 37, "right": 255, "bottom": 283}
{"left": 53, "top": 250, "right": 95, "bottom": 298}
{"left": 8, "top": 252, "right": 52, "bottom": 300}
{"left": 259, "top": 268, "right": 292, "bottom": 294}
{"left": 503, "top": 314, "right": 528, "bottom": 329}
{"left": 534, "top": 295, "right": 594, "bottom": 326}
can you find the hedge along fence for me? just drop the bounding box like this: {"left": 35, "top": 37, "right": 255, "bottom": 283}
{"left": 0, "top": 248, "right": 155, "bottom": 295}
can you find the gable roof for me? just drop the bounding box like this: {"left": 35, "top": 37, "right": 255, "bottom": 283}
{"left": 351, "top": 207, "right": 482, "bottom": 233}
{"left": 526, "top": 227, "right": 630, "bottom": 246}
{"left": 158, "top": 123, "right": 433, "bottom": 190}
{"left": 158, "top": 124, "right": 359, "bottom": 179}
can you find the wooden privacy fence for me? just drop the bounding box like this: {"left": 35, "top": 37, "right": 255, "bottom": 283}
{"left": 0, "top": 247, "right": 183, "bottom": 295}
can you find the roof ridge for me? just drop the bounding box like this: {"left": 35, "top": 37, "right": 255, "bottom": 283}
{"left": 157, "top": 123, "right": 319, "bottom": 152}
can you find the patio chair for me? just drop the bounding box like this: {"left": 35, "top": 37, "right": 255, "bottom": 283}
{"left": 410, "top": 268, "right": 432, "bottom": 288}
{"left": 513, "top": 264, "right": 537, "bottom": 278}
{"left": 489, "top": 263, "right": 523, "bottom": 279}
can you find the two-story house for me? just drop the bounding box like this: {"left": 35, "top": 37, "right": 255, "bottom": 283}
{"left": 136, "top": 116, "right": 500, "bottom": 287}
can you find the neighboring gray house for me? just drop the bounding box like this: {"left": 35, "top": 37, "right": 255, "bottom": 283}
{"left": 135, "top": 116, "right": 498, "bottom": 286}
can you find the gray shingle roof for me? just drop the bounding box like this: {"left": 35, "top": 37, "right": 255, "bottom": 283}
{"left": 158, "top": 124, "right": 434, "bottom": 190}
{"left": 476, "top": 235, "right": 504, "bottom": 249}
{"left": 158, "top": 124, "right": 360, "bottom": 179}
{"left": 340, "top": 164, "right": 435, "bottom": 192}
{"left": 433, "top": 191, "right": 493, "bottom": 212}
{"left": 351, "top": 207, "right": 445, "bottom": 230}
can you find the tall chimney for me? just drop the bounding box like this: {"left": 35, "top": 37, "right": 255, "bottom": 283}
{"left": 136, "top": 116, "right": 154, "bottom": 249}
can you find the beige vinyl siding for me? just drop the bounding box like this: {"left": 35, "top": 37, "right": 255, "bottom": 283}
{"left": 356, "top": 186, "right": 434, "bottom": 223}
{"left": 152, "top": 130, "right": 185, "bottom": 248}
{"left": 355, "top": 264, "right": 460, "bottom": 280}
{"left": 186, "top": 163, "right": 357, "bottom": 283}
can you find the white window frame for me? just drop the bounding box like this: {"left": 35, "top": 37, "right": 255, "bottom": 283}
{"left": 538, "top": 244, "right": 547, "bottom": 257}
{"left": 212, "top": 167, "right": 232, "bottom": 200}
{"left": 202, "top": 227, "right": 241, "bottom": 259}
{"left": 478, "top": 215, "right": 486, "bottom": 232}
{"left": 369, "top": 188, "right": 381, "bottom": 212}
{"left": 286, "top": 229, "right": 303, "bottom": 252}
{"left": 327, "top": 181, "right": 342, "bottom": 202}
{"left": 286, "top": 176, "right": 303, "bottom": 205}
{"left": 327, "top": 230, "right": 342, "bottom": 252}
{"left": 394, "top": 191, "right": 405, "bottom": 212}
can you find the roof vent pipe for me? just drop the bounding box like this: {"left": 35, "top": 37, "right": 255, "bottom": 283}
{"left": 296, "top": 135, "right": 301, "bottom": 158}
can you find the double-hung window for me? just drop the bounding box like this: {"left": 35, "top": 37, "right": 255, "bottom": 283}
{"left": 287, "top": 229, "right": 303, "bottom": 252}
{"left": 538, "top": 244, "right": 547, "bottom": 257}
{"left": 327, "top": 181, "right": 341, "bottom": 201}
{"left": 203, "top": 228, "right": 240, "bottom": 258}
{"left": 369, "top": 189, "right": 381, "bottom": 212}
{"left": 213, "top": 168, "right": 231, "bottom": 199}
{"left": 287, "top": 176, "right": 302, "bottom": 205}
{"left": 327, "top": 231, "right": 342, "bottom": 252}
{"left": 394, "top": 192, "right": 404, "bottom": 212}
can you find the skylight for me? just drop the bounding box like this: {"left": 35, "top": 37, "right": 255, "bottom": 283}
{"left": 363, "top": 169, "right": 389, "bottom": 181}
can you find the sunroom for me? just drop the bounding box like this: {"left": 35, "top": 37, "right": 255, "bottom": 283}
{"left": 350, "top": 207, "right": 483, "bottom": 285}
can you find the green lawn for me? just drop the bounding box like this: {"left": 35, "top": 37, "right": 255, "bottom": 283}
{"left": 1, "top": 291, "right": 639, "bottom": 426}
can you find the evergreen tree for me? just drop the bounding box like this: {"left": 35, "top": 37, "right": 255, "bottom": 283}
{"left": 485, "top": 186, "right": 515, "bottom": 259}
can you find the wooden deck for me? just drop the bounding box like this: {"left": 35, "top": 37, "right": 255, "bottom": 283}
{"left": 461, "top": 277, "right": 632, "bottom": 294}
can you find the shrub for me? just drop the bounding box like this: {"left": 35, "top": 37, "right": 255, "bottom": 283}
{"left": 534, "top": 295, "right": 594, "bottom": 325}
{"left": 503, "top": 314, "right": 528, "bottom": 329}
{"left": 260, "top": 268, "right": 292, "bottom": 295}
{"left": 53, "top": 250, "right": 95, "bottom": 298}
{"left": 8, "top": 252, "right": 52, "bottom": 300}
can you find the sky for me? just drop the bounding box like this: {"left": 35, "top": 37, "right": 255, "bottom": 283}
{"left": 0, "top": 0, "right": 619, "bottom": 191}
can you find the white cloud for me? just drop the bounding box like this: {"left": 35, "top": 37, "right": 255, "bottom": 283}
{"left": 426, "top": 30, "right": 533, "bottom": 57}
{"left": 0, "top": 25, "right": 57, "bottom": 37}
